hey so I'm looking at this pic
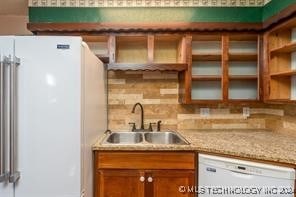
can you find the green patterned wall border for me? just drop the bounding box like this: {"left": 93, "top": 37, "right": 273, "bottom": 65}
{"left": 29, "top": 7, "right": 263, "bottom": 23}
{"left": 262, "top": 0, "right": 296, "bottom": 21}
{"left": 29, "top": 0, "right": 271, "bottom": 7}
{"left": 28, "top": 0, "right": 295, "bottom": 23}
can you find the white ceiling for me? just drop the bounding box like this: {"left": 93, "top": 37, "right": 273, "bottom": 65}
{"left": 0, "top": 0, "right": 28, "bottom": 15}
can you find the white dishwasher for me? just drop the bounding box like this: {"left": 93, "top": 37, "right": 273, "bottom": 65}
{"left": 198, "top": 154, "right": 295, "bottom": 197}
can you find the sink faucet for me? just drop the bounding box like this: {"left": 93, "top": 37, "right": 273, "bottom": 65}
{"left": 131, "top": 103, "right": 144, "bottom": 130}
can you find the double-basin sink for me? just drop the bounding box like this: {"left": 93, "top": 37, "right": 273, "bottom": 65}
{"left": 102, "top": 131, "right": 189, "bottom": 145}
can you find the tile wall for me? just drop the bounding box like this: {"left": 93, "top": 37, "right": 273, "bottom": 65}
{"left": 108, "top": 71, "right": 296, "bottom": 135}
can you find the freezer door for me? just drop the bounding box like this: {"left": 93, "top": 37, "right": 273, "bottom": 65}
{"left": 81, "top": 43, "right": 107, "bottom": 197}
{"left": 14, "top": 36, "right": 83, "bottom": 197}
{"left": 0, "top": 36, "right": 15, "bottom": 197}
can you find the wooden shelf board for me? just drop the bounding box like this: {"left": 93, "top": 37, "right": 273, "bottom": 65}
{"left": 155, "top": 35, "right": 182, "bottom": 41}
{"left": 82, "top": 35, "right": 108, "bottom": 42}
{"left": 189, "top": 99, "right": 261, "bottom": 104}
{"left": 229, "top": 53, "right": 258, "bottom": 61}
{"left": 228, "top": 99, "right": 260, "bottom": 103}
{"left": 192, "top": 75, "right": 221, "bottom": 81}
{"left": 270, "top": 42, "right": 296, "bottom": 55}
{"left": 265, "top": 99, "right": 296, "bottom": 104}
{"left": 192, "top": 54, "right": 221, "bottom": 61}
{"left": 229, "top": 34, "right": 258, "bottom": 41}
{"left": 270, "top": 70, "right": 296, "bottom": 77}
{"left": 107, "top": 63, "right": 187, "bottom": 71}
{"left": 229, "top": 75, "right": 258, "bottom": 80}
{"left": 117, "top": 36, "right": 147, "bottom": 42}
{"left": 192, "top": 35, "right": 221, "bottom": 41}
{"left": 190, "top": 100, "right": 223, "bottom": 104}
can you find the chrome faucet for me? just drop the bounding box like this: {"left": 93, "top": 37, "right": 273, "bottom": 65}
{"left": 131, "top": 103, "right": 144, "bottom": 130}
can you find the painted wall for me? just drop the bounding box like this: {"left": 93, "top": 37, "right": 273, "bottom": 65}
{"left": 0, "top": 15, "right": 32, "bottom": 35}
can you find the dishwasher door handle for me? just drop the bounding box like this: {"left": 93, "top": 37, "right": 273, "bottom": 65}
{"left": 230, "top": 170, "right": 254, "bottom": 179}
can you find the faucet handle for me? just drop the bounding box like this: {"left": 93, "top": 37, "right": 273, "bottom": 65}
{"left": 157, "top": 120, "right": 162, "bottom": 132}
{"left": 128, "top": 122, "right": 136, "bottom": 132}
{"left": 104, "top": 129, "right": 112, "bottom": 135}
{"left": 148, "top": 122, "right": 156, "bottom": 132}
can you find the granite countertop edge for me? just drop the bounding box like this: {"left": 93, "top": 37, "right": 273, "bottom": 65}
{"left": 92, "top": 129, "right": 296, "bottom": 166}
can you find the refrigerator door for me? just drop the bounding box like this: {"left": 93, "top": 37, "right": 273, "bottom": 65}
{"left": 81, "top": 43, "right": 107, "bottom": 197}
{"left": 0, "top": 36, "right": 15, "bottom": 197}
{"left": 14, "top": 36, "right": 83, "bottom": 197}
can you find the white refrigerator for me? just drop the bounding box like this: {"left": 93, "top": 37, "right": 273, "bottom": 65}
{"left": 0, "top": 36, "right": 107, "bottom": 197}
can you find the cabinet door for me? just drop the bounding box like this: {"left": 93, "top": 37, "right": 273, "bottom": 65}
{"left": 97, "top": 170, "right": 145, "bottom": 197}
{"left": 147, "top": 170, "right": 195, "bottom": 197}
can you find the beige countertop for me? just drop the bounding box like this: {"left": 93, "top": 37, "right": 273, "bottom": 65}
{"left": 92, "top": 129, "right": 296, "bottom": 166}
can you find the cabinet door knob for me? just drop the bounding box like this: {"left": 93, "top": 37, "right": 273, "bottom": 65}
{"left": 147, "top": 177, "right": 153, "bottom": 183}
{"left": 139, "top": 176, "right": 145, "bottom": 182}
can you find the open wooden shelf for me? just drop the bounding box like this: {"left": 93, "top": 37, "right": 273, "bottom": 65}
{"left": 186, "top": 33, "right": 260, "bottom": 104}
{"left": 154, "top": 35, "right": 184, "bottom": 63}
{"left": 270, "top": 70, "right": 296, "bottom": 77}
{"left": 192, "top": 75, "right": 221, "bottom": 81}
{"left": 108, "top": 63, "right": 187, "bottom": 71}
{"left": 229, "top": 53, "right": 258, "bottom": 61}
{"left": 229, "top": 75, "right": 258, "bottom": 80}
{"left": 192, "top": 54, "right": 221, "bottom": 61}
{"left": 270, "top": 42, "right": 296, "bottom": 55}
{"left": 115, "top": 36, "right": 148, "bottom": 63}
{"left": 265, "top": 18, "right": 296, "bottom": 102}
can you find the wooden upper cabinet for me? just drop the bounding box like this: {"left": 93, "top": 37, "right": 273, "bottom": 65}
{"left": 82, "top": 33, "right": 264, "bottom": 104}
{"left": 107, "top": 35, "right": 188, "bottom": 71}
{"left": 184, "top": 33, "right": 261, "bottom": 104}
{"left": 264, "top": 17, "right": 296, "bottom": 103}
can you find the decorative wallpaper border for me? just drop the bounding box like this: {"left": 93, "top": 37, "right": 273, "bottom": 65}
{"left": 29, "top": 0, "right": 272, "bottom": 7}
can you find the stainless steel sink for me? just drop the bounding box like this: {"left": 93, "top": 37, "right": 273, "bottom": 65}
{"left": 103, "top": 132, "right": 143, "bottom": 144}
{"left": 144, "top": 132, "right": 189, "bottom": 145}
{"left": 102, "top": 131, "right": 189, "bottom": 145}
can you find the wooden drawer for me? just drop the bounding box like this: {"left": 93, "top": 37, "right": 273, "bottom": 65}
{"left": 95, "top": 151, "right": 195, "bottom": 170}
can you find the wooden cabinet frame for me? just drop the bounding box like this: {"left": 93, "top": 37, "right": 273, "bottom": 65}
{"left": 107, "top": 34, "right": 188, "bottom": 71}
{"left": 94, "top": 151, "right": 196, "bottom": 197}
{"left": 183, "top": 33, "right": 262, "bottom": 104}
{"left": 263, "top": 17, "right": 296, "bottom": 103}
{"left": 80, "top": 27, "right": 294, "bottom": 104}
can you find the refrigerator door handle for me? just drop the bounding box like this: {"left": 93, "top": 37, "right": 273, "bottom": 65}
{"left": 0, "top": 55, "right": 7, "bottom": 183}
{"left": 7, "top": 56, "right": 20, "bottom": 183}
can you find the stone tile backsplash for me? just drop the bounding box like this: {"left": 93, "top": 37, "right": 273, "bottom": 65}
{"left": 108, "top": 71, "right": 296, "bottom": 135}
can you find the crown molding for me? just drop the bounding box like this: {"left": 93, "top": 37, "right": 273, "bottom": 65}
{"left": 29, "top": 0, "right": 272, "bottom": 7}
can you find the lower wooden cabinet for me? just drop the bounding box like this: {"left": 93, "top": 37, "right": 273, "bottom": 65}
{"left": 97, "top": 169, "right": 195, "bottom": 197}
{"left": 94, "top": 151, "right": 196, "bottom": 197}
{"left": 146, "top": 170, "right": 195, "bottom": 197}
{"left": 97, "top": 170, "right": 145, "bottom": 197}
